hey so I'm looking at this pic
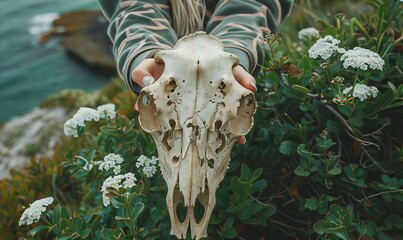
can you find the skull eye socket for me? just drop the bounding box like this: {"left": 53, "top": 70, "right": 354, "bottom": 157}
{"left": 142, "top": 95, "right": 150, "bottom": 105}
{"left": 229, "top": 93, "right": 256, "bottom": 136}
{"left": 138, "top": 91, "right": 161, "bottom": 132}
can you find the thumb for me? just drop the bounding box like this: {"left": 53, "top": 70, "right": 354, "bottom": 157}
{"left": 232, "top": 65, "right": 257, "bottom": 92}
{"left": 131, "top": 58, "right": 164, "bottom": 87}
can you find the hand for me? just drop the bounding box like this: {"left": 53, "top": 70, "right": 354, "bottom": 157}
{"left": 132, "top": 59, "right": 257, "bottom": 144}
{"left": 132, "top": 59, "right": 257, "bottom": 91}
{"left": 131, "top": 58, "right": 164, "bottom": 89}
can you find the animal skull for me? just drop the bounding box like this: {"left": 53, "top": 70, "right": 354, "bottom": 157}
{"left": 137, "top": 32, "right": 256, "bottom": 240}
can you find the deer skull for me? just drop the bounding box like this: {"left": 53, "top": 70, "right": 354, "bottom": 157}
{"left": 137, "top": 32, "right": 256, "bottom": 240}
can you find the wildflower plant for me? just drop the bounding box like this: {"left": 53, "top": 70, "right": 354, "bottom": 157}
{"left": 19, "top": 197, "right": 54, "bottom": 226}
{"left": 255, "top": 0, "right": 403, "bottom": 238}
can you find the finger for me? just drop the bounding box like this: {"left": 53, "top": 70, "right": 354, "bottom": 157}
{"left": 134, "top": 102, "right": 139, "bottom": 112}
{"left": 131, "top": 58, "right": 160, "bottom": 87}
{"left": 132, "top": 64, "right": 152, "bottom": 87}
{"left": 233, "top": 66, "right": 257, "bottom": 92}
{"left": 236, "top": 136, "right": 246, "bottom": 144}
{"left": 142, "top": 76, "right": 154, "bottom": 87}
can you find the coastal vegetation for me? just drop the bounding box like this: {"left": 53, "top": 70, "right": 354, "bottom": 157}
{"left": 1, "top": 0, "right": 402, "bottom": 239}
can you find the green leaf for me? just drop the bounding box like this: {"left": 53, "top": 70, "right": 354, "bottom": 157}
{"left": 388, "top": 82, "right": 398, "bottom": 97}
{"left": 313, "top": 220, "right": 327, "bottom": 235}
{"left": 52, "top": 204, "right": 61, "bottom": 224}
{"left": 328, "top": 167, "right": 342, "bottom": 175}
{"left": 335, "top": 230, "right": 349, "bottom": 240}
{"left": 279, "top": 140, "right": 297, "bottom": 156}
{"left": 131, "top": 202, "right": 145, "bottom": 222}
{"left": 292, "top": 84, "right": 310, "bottom": 93}
{"left": 230, "top": 176, "right": 243, "bottom": 198}
{"left": 294, "top": 166, "right": 310, "bottom": 176}
{"left": 252, "top": 168, "right": 263, "bottom": 180}
{"left": 348, "top": 116, "right": 364, "bottom": 128}
{"left": 80, "top": 229, "right": 90, "bottom": 238}
{"left": 250, "top": 179, "right": 268, "bottom": 194}
{"left": 384, "top": 215, "right": 403, "bottom": 229}
{"left": 298, "top": 55, "right": 312, "bottom": 72}
{"left": 224, "top": 217, "right": 234, "bottom": 229}
{"left": 337, "top": 105, "right": 354, "bottom": 117}
{"left": 102, "top": 229, "right": 118, "bottom": 239}
{"left": 381, "top": 174, "right": 392, "bottom": 185}
{"left": 61, "top": 206, "right": 71, "bottom": 219}
{"left": 241, "top": 163, "right": 252, "bottom": 179}
{"left": 30, "top": 226, "right": 49, "bottom": 237}
{"left": 297, "top": 144, "right": 312, "bottom": 159}
{"left": 304, "top": 198, "right": 318, "bottom": 210}
{"left": 326, "top": 120, "right": 343, "bottom": 133}
{"left": 70, "top": 216, "right": 84, "bottom": 233}
{"left": 58, "top": 218, "right": 69, "bottom": 231}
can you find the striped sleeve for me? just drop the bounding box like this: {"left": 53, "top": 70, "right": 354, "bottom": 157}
{"left": 205, "top": 0, "right": 293, "bottom": 76}
{"left": 97, "top": 0, "right": 178, "bottom": 93}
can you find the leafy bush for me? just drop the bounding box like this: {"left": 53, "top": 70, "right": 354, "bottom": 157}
{"left": 3, "top": 0, "right": 402, "bottom": 239}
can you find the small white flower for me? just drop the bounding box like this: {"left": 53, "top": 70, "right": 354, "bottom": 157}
{"left": 136, "top": 155, "right": 159, "bottom": 177}
{"left": 343, "top": 83, "right": 379, "bottom": 101}
{"left": 135, "top": 155, "right": 149, "bottom": 169}
{"left": 19, "top": 197, "right": 54, "bottom": 226}
{"left": 75, "top": 107, "right": 100, "bottom": 122}
{"left": 63, "top": 106, "right": 103, "bottom": 137}
{"left": 97, "top": 103, "right": 117, "bottom": 119}
{"left": 101, "top": 173, "right": 137, "bottom": 206}
{"left": 142, "top": 165, "right": 157, "bottom": 178}
{"left": 63, "top": 118, "right": 79, "bottom": 137}
{"left": 99, "top": 153, "right": 125, "bottom": 175}
{"left": 298, "top": 27, "right": 320, "bottom": 40}
{"left": 340, "top": 47, "right": 385, "bottom": 71}
{"left": 122, "top": 173, "right": 137, "bottom": 188}
{"left": 308, "top": 35, "right": 345, "bottom": 60}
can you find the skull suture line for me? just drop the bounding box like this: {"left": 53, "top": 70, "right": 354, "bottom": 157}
{"left": 138, "top": 32, "right": 256, "bottom": 240}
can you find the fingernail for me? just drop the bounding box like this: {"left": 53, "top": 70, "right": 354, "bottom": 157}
{"left": 142, "top": 76, "right": 154, "bottom": 87}
{"left": 239, "top": 138, "right": 246, "bottom": 145}
{"left": 250, "top": 82, "right": 257, "bottom": 92}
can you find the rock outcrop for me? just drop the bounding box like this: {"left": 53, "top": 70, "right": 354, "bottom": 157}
{"left": 40, "top": 10, "right": 116, "bottom": 74}
{"left": 0, "top": 107, "right": 69, "bottom": 179}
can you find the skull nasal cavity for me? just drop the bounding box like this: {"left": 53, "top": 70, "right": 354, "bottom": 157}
{"left": 218, "top": 81, "right": 227, "bottom": 96}
{"left": 166, "top": 77, "right": 177, "bottom": 93}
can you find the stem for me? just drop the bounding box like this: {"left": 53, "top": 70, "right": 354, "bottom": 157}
{"left": 40, "top": 214, "right": 53, "bottom": 227}
{"left": 123, "top": 196, "right": 138, "bottom": 240}
{"left": 325, "top": 67, "right": 336, "bottom": 98}
{"left": 358, "top": 189, "right": 403, "bottom": 203}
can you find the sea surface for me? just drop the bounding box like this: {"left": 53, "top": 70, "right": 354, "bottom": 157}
{"left": 0, "top": 0, "right": 111, "bottom": 123}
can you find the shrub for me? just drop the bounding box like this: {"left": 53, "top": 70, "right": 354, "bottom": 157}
{"left": 4, "top": 0, "right": 402, "bottom": 239}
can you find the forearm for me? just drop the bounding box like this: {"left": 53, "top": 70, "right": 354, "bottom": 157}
{"left": 206, "top": 0, "right": 293, "bottom": 76}
{"left": 98, "top": 0, "right": 178, "bottom": 92}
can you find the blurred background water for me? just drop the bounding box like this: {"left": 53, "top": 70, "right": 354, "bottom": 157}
{"left": 0, "top": 0, "right": 110, "bottom": 123}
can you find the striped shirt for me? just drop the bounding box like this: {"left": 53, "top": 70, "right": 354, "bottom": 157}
{"left": 98, "top": 0, "right": 294, "bottom": 93}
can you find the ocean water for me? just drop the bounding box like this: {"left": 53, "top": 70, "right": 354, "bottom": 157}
{"left": 0, "top": 0, "right": 112, "bottom": 123}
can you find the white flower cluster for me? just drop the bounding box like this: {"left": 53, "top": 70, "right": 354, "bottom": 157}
{"left": 136, "top": 155, "right": 158, "bottom": 178}
{"left": 64, "top": 103, "right": 117, "bottom": 137}
{"left": 298, "top": 27, "right": 320, "bottom": 40}
{"left": 99, "top": 153, "right": 125, "bottom": 175}
{"left": 343, "top": 83, "right": 379, "bottom": 101}
{"left": 97, "top": 103, "right": 117, "bottom": 119}
{"left": 308, "top": 35, "right": 345, "bottom": 59}
{"left": 19, "top": 197, "right": 54, "bottom": 226}
{"left": 340, "top": 47, "right": 385, "bottom": 71}
{"left": 101, "top": 173, "right": 137, "bottom": 206}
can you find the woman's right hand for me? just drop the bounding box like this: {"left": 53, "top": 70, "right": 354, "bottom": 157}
{"left": 131, "top": 58, "right": 164, "bottom": 89}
